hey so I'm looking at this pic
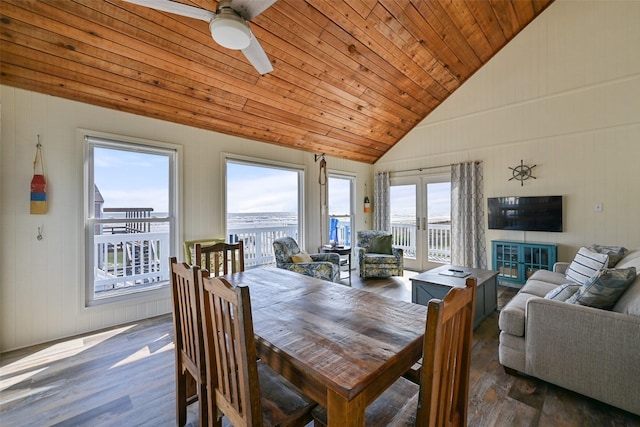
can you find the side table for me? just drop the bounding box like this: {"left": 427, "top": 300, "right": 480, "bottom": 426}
{"left": 321, "top": 246, "right": 352, "bottom": 285}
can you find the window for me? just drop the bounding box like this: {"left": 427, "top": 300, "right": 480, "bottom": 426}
{"left": 328, "top": 175, "right": 354, "bottom": 247}
{"left": 225, "top": 157, "right": 303, "bottom": 268}
{"left": 84, "top": 133, "right": 178, "bottom": 306}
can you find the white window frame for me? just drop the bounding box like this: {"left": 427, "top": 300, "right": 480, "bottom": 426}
{"left": 82, "top": 130, "right": 181, "bottom": 307}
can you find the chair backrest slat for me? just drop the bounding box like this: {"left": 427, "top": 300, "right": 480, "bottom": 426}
{"left": 195, "top": 241, "right": 245, "bottom": 276}
{"left": 417, "top": 277, "right": 476, "bottom": 427}
{"left": 199, "top": 272, "right": 262, "bottom": 427}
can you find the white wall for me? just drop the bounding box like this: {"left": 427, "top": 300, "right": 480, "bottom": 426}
{"left": 0, "top": 89, "right": 371, "bottom": 351}
{"left": 376, "top": 0, "right": 640, "bottom": 263}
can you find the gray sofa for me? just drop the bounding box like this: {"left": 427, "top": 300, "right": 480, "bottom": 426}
{"left": 498, "top": 248, "right": 640, "bottom": 415}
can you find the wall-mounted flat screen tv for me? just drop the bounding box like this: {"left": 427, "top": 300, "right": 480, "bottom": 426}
{"left": 487, "top": 196, "right": 563, "bottom": 232}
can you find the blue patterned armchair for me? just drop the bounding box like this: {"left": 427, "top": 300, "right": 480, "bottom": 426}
{"left": 273, "top": 237, "right": 341, "bottom": 283}
{"left": 357, "top": 230, "right": 404, "bottom": 278}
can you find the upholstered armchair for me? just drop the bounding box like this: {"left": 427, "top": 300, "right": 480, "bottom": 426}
{"left": 357, "top": 230, "right": 404, "bottom": 278}
{"left": 273, "top": 237, "right": 341, "bottom": 283}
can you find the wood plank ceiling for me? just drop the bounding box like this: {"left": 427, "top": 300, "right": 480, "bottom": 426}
{"left": 0, "top": 0, "right": 553, "bottom": 164}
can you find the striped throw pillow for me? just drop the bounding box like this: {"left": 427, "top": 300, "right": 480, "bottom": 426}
{"left": 566, "top": 247, "right": 609, "bottom": 286}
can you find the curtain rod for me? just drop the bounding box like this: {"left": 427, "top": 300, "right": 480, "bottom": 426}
{"left": 390, "top": 160, "right": 482, "bottom": 175}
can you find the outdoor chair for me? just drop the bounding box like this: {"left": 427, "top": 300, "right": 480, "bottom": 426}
{"left": 312, "top": 277, "right": 477, "bottom": 427}
{"left": 198, "top": 272, "right": 316, "bottom": 427}
{"left": 356, "top": 230, "right": 403, "bottom": 278}
{"left": 272, "top": 236, "right": 341, "bottom": 283}
{"left": 194, "top": 241, "right": 244, "bottom": 276}
{"left": 169, "top": 257, "right": 208, "bottom": 426}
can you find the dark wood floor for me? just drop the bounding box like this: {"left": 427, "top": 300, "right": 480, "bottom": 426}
{"left": 1, "top": 270, "right": 639, "bottom": 426}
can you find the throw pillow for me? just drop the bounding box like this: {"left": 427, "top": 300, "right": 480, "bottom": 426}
{"left": 369, "top": 234, "right": 393, "bottom": 255}
{"left": 565, "top": 247, "right": 609, "bottom": 286}
{"left": 566, "top": 267, "right": 637, "bottom": 309}
{"left": 291, "top": 250, "right": 313, "bottom": 263}
{"left": 588, "top": 244, "right": 629, "bottom": 267}
{"left": 544, "top": 283, "right": 581, "bottom": 302}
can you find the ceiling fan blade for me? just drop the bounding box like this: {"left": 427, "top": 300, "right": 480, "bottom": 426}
{"left": 241, "top": 35, "right": 273, "bottom": 75}
{"left": 123, "top": 0, "right": 214, "bottom": 22}
{"left": 230, "top": 0, "right": 277, "bottom": 20}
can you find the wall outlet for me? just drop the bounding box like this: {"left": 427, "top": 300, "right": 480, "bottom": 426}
{"left": 594, "top": 202, "right": 603, "bottom": 212}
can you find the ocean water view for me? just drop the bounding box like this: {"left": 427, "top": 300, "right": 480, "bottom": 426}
{"left": 99, "top": 210, "right": 449, "bottom": 234}
{"left": 228, "top": 212, "right": 298, "bottom": 228}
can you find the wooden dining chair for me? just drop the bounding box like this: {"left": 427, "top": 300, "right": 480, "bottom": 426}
{"left": 169, "top": 257, "right": 208, "bottom": 426}
{"left": 198, "top": 272, "right": 316, "bottom": 427}
{"left": 184, "top": 237, "right": 226, "bottom": 265}
{"left": 313, "top": 277, "right": 477, "bottom": 427}
{"left": 195, "top": 241, "right": 245, "bottom": 276}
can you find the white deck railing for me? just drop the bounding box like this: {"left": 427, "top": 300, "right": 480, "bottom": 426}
{"left": 391, "top": 223, "right": 451, "bottom": 263}
{"left": 94, "top": 232, "right": 170, "bottom": 295}
{"left": 231, "top": 222, "right": 451, "bottom": 267}
{"left": 425, "top": 223, "right": 452, "bottom": 263}
{"left": 92, "top": 222, "right": 450, "bottom": 296}
{"left": 229, "top": 225, "right": 298, "bottom": 267}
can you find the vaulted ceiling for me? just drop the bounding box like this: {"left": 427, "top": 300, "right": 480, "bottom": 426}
{"left": 0, "top": 0, "right": 553, "bottom": 163}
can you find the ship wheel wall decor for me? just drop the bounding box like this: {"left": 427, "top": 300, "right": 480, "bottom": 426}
{"left": 509, "top": 160, "right": 537, "bottom": 186}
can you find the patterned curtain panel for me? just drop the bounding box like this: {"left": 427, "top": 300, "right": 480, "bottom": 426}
{"left": 373, "top": 171, "right": 390, "bottom": 231}
{"left": 451, "top": 162, "right": 487, "bottom": 269}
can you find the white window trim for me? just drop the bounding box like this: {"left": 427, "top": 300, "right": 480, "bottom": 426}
{"left": 79, "top": 129, "right": 183, "bottom": 308}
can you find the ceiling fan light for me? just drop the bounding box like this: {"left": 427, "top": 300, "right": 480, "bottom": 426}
{"left": 209, "top": 13, "right": 251, "bottom": 50}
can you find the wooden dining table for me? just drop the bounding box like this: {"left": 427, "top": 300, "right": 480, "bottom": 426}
{"left": 221, "top": 268, "right": 428, "bottom": 427}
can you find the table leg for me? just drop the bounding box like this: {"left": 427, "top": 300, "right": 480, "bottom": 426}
{"left": 327, "top": 390, "right": 366, "bottom": 427}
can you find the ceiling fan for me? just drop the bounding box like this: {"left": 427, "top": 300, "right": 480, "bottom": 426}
{"left": 123, "top": 0, "right": 276, "bottom": 74}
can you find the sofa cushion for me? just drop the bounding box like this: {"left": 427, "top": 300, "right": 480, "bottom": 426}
{"left": 499, "top": 292, "right": 539, "bottom": 337}
{"left": 615, "top": 249, "right": 640, "bottom": 270}
{"left": 613, "top": 276, "right": 640, "bottom": 316}
{"left": 588, "top": 244, "right": 629, "bottom": 267}
{"left": 544, "top": 283, "right": 581, "bottom": 302}
{"left": 529, "top": 269, "right": 568, "bottom": 286}
{"left": 565, "top": 247, "right": 609, "bottom": 286}
{"left": 499, "top": 279, "right": 560, "bottom": 337}
{"left": 369, "top": 234, "right": 393, "bottom": 254}
{"left": 498, "top": 331, "right": 526, "bottom": 373}
{"left": 567, "top": 267, "right": 637, "bottom": 309}
{"left": 520, "top": 279, "right": 559, "bottom": 297}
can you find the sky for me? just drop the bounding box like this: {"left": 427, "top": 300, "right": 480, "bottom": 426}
{"left": 95, "top": 149, "right": 447, "bottom": 219}
{"left": 94, "top": 147, "right": 168, "bottom": 212}
{"left": 227, "top": 162, "right": 352, "bottom": 215}
{"left": 390, "top": 182, "right": 451, "bottom": 221}
{"left": 227, "top": 162, "right": 299, "bottom": 213}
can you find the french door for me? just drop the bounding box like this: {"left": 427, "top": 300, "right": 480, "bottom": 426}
{"left": 390, "top": 175, "right": 451, "bottom": 271}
